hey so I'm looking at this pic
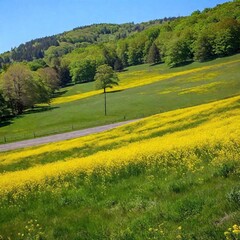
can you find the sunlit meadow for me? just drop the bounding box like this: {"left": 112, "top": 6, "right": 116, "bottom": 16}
{"left": 52, "top": 58, "right": 240, "bottom": 105}
{"left": 0, "top": 54, "right": 239, "bottom": 142}
{"left": 0, "top": 95, "right": 239, "bottom": 239}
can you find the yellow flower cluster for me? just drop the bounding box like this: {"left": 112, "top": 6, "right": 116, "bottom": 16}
{"left": 224, "top": 224, "right": 240, "bottom": 240}
{"left": 179, "top": 82, "right": 222, "bottom": 95}
{"left": 1, "top": 95, "right": 239, "bottom": 167}
{"left": 17, "top": 219, "right": 44, "bottom": 240}
{"left": 148, "top": 224, "right": 182, "bottom": 239}
{"left": 0, "top": 95, "right": 239, "bottom": 196}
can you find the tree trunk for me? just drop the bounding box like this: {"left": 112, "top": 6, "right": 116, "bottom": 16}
{"left": 104, "top": 88, "right": 107, "bottom": 116}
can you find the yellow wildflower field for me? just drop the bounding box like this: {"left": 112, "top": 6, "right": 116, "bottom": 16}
{"left": 0, "top": 95, "right": 239, "bottom": 195}
{"left": 51, "top": 59, "right": 240, "bottom": 105}
{"left": 1, "top": 94, "right": 239, "bottom": 165}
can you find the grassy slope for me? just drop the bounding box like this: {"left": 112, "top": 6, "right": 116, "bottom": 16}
{"left": 0, "top": 54, "right": 240, "bottom": 142}
{"left": 0, "top": 95, "right": 239, "bottom": 239}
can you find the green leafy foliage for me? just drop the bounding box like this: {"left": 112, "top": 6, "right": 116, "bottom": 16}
{"left": 57, "top": 63, "right": 72, "bottom": 87}
{"left": 58, "top": 2, "right": 240, "bottom": 69}
{"left": 165, "top": 36, "right": 192, "bottom": 67}
{"left": 70, "top": 60, "right": 97, "bottom": 84}
{"left": 37, "top": 67, "right": 60, "bottom": 94}
{"left": 1, "top": 64, "right": 61, "bottom": 116}
{"left": 193, "top": 31, "right": 214, "bottom": 62}
{"left": 94, "top": 64, "right": 119, "bottom": 92}
{"left": 2, "top": 64, "right": 41, "bottom": 115}
{"left": 28, "top": 59, "right": 47, "bottom": 71}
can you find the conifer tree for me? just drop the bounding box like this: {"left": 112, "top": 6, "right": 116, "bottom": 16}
{"left": 147, "top": 42, "right": 161, "bottom": 64}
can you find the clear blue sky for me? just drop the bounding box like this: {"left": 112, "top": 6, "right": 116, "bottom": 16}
{"left": 0, "top": 0, "right": 230, "bottom": 54}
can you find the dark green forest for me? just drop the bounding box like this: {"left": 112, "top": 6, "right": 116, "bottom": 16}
{"left": 0, "top": 0, "right": 240, "bottom": 118}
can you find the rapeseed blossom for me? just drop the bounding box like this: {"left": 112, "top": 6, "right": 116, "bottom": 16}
{"left": 0, "top": 95, "right": 239, "bottom": 196}
{"left": 1, "top": 95, "right": 239, "bottom": 165}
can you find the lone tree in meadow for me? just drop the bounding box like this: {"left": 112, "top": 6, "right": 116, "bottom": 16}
{"left": 94, "top": 64, "right": 119, "bottom": 116}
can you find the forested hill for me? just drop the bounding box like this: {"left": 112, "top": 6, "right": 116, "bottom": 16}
{"left": 0, "top": 0, "right": 239, "bottom": 68}
{"left": 0, "top": 1, "right": 240, "bottom": 70}
{"left": 0, "top": 18, "right": 178, "bottom": 64}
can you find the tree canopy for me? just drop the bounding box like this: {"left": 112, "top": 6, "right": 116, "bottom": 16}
{"left": 2, "top": 64, "right": 42, "bottom": 114}
{"left": 94, "top": 64, "right": 119, "bottom": 92}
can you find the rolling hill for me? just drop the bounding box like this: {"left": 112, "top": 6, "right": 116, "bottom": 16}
{"left": 0, "top": 54, "right": 239, "bottom": 143}
{"left": 0, "top": 1, "right": 239, "bottom": 239}
{"left": 0, "top": 92, "right": 239, "bottom": 239}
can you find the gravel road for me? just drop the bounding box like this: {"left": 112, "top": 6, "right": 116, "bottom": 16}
{"left": 0, "top": 119, "right": 139, "bottom": 152}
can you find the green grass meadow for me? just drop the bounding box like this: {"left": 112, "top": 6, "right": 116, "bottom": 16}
{"left": 0, "top": 54, "right": 239, "bottom": 143}
{"left": 1, "top": 160, "right": 239, "bottom": 240}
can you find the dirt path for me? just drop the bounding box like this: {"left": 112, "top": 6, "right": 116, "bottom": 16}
{"left": 0, "top": 119, "right": 139, "bottom": 152}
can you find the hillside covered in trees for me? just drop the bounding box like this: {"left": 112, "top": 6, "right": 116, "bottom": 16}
{"left": 0, "top": 19, "right": 178, "bottom": 65}
{"left": 0, "top": 0, "right": 240, "bottom": 118}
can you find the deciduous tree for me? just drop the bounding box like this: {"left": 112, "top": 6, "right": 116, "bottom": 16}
{"left": 94, "top": 64, "right": 119, "bottom": 116}
{"left": 37, "top": 67, "right": 60, "bottom": 94}
{"left": 193, "top": 32, "right": 214, "bottom": 62}
{"left": 2, "top": 64, "right": 49, "bottom": 115}
{"left": 165, "top": 37, "right": 192, "bottom": 67}
{"left": 70, "top": 60, "right": 96, "bottom": 84}
{"left": 58, "top": 63, "right": 72, "bottom": 87}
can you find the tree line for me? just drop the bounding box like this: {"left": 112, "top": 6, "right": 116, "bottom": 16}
{"left": 0, "top": 61, "right": 119, "bottom": 119}
{"left": 0, "top": 18, "right": 180, "bottom": 68}
{"left": 55, "top": 1, "right": 240, "bottom": 84}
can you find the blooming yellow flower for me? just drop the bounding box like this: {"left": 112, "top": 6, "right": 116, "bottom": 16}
{"left": 233, "top": 229, "right": 240, "bottom": 234}
{"left": 224, "top": 231, "right": 230, "bottom": 236}
{"left": 233, "top": 224, "right": 239, "bottom": 230}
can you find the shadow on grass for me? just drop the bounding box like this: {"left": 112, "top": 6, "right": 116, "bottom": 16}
{"left": 119, "top": 69, "right": 129, "bottom": 72}
{"left": 149, "top": 62, "right": 164, "bottom": 67}
{"left": 0, "top": 106, "right": 59, "bottom": 128}
{"left": 0, "top": 117, "right": 13, "bottom": 127}
{"left": 172, "top": 61, "right": 194, "bottom": 68}
{"left": 24, "top": 106, "right": 59, "bottom": 115}
{"left": 108, "top": 90, "right": 124, "bottom": 94}
{"left": 52, "top": 90, "right": 68, "bottom": 98}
